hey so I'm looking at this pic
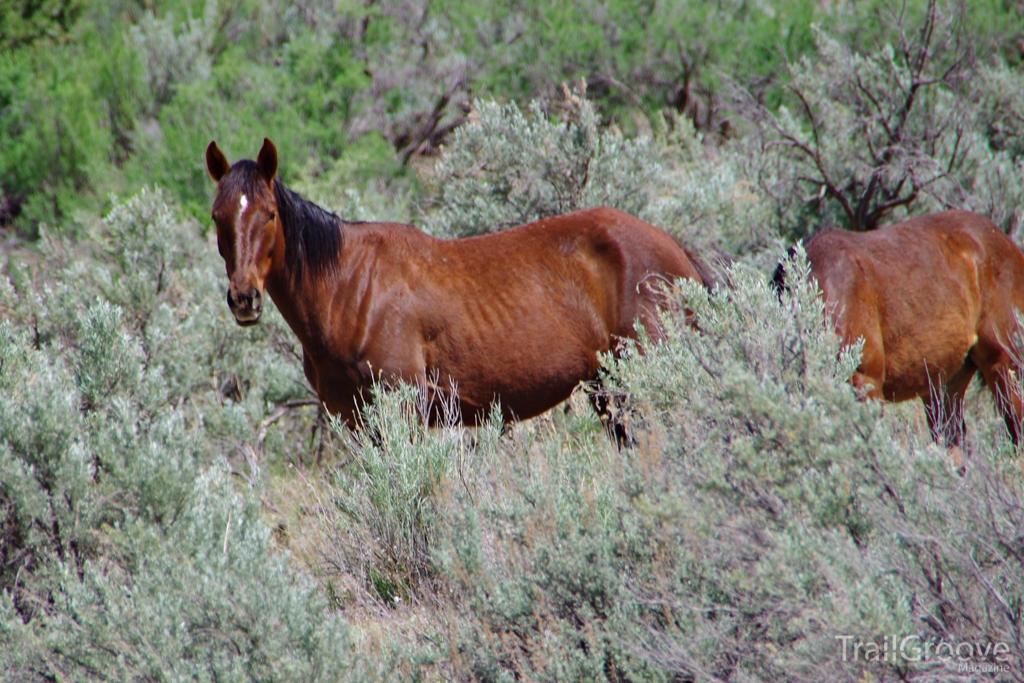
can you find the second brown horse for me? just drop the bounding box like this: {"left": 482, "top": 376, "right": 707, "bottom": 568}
{"left": 206, "top": 138, "right": 708, "bottom": 429}
{"left": 776, "top": 210, "right": 1024, "bottom": 447}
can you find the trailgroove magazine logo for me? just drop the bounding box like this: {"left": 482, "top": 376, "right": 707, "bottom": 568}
{"left": 836, "top": 635, "right": 1013, "bottom": 672}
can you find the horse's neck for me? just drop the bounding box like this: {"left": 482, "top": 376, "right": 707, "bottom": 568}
{"left": 265, "top": 276, "right": 323, "bottom": 356}
{"left": 264, "top": 224, "right": 363, "bottom": 355}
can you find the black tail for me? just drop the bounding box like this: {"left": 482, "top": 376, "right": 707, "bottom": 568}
{"left": 685, "top": 247, "right": 729, "bottom": 293}
{"left": 771, "top": 245, "right": 799, "bottom": 300}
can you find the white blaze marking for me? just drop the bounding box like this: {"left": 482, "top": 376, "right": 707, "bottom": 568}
{"left": 236, "top": 194, "right": 250, "bottom": 266}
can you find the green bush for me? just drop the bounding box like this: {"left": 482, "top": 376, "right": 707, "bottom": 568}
{"left": 735, "top": 7, "right": 1024, "bottom": 238}
{"left": 0, "top": 0, "right": 85, "bottom": 50}
{"left": 437, "top": 0, "right": 821, "bottom": 130}
{"left": 0, "top": 187, "right": 366, "bottom": 681}
{"left": 0, "top": 311, "right": 354, "bottom": 681}
{"left": 424, "top": 94, "right": 780, "bottom": 260}
{"left": 0, "top": 32, "right": 110, "bottom": 233}
{"left": 424, "top": 96, "right": 661, "bottom": 237}
{"left": 417, "top": 255, "right": 1024, "bottom": 681}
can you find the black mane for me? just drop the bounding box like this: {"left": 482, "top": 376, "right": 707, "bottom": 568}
{"left": 218, "top": 160, "right": 343, "bottom": 281}
{"left": 273, "top": 179, "right": 344, "bottom": 281}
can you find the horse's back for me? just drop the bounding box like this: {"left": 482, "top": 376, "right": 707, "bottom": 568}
{"left": 806, "top": 210, "right": 1023, "bottom": 312}
{"left": 434, "top": 207, "right": 703, "bottom": 330}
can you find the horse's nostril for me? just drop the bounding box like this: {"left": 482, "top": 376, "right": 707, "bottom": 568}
{"left": 228, "top": 287, "right": 261, "bottom": 314}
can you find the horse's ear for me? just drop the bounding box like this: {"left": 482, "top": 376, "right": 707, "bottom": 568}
{"left": 256, "top": 138, "right": 278, "bottom": 185}
{"left": 206, "top": 141, "right": 230, "bottom": 182}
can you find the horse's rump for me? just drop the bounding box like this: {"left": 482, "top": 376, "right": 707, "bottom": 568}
{"left": 783, "top": 209, "right": 1024, "bottom": 446}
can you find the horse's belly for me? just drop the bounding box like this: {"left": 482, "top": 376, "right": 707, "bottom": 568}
{"left": 881, "top": 328, "right": 976, "bottom": 402}
{"left": 334, "top": 313, "right": 602, "bottom": 424}
{"left": 455, "top": 349, "right": 598, "bottom": 423}
{"left": 426, "top": 305, "right": 610, "bottom": 421}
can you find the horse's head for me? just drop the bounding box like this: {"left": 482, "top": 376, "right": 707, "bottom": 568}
{"left": 206, "top": 138, "right": 281, "bottom": 326}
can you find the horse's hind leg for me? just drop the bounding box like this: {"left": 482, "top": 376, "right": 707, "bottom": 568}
{"left": 972, "top": 338, "right": 1024, "bottom": 445}
{"left": 588, "top": 381, "right": 632, "bottom": 449}
{"left": 923, "top": 362, "right": 976, "bottom": 449}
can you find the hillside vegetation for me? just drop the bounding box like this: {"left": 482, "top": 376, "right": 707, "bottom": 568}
{"left": 2, "top": 0, "right": 1024, "bottom": 681}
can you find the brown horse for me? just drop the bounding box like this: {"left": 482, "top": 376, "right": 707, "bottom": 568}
{"left": 775, "top": 210, "right": 1024, "bottom": 447}
{"left": 206, "top": 138, "right": 708, "bottom": 432}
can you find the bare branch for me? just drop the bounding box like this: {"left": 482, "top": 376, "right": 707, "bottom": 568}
{"left": 854, "top": 71, "right": 895, "bottom": 141}
{"left": 256, "top": 398, "right": 322, "bottom": 457}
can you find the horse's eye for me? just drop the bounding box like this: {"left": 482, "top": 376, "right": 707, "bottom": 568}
{"left": 268, "top": 211, "right": 276, "bottom": 221}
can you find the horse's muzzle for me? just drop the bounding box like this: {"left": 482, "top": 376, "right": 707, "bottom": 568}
{"left": 227, "top": 287, "right": 263, "bottom": 326}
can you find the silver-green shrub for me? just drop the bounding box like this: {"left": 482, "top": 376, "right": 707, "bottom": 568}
{"left": 0, "top": 189, "right": 363, "bottom": 681}
{"left": 418, "top": 254, "right": 1024, "bottom": 681}
{"left": 423, "top": 94, "right": 781, "bottom": 261}
{"left": 424, "top": 97, "right": 660, "bottom": 238}
{"left": 734, "top": 12, "right": 1024, "bottom": 238}
{"left": 0, "top": 311, "right": 356, "bottom": 681}
{"left": 129, "top": 0, "right": 217, "bottom": 107}
{"left": 328, "top": 382, "right": 466, "bottom": 603}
